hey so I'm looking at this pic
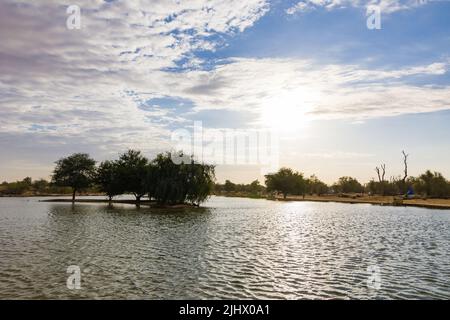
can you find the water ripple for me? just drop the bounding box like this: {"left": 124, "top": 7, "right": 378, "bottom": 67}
{"left": 0, "top": 196, "right": 449, "bottom": 299}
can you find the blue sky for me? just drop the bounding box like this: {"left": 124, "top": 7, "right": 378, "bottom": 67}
{"left": 0, "top": 0, "right": 449, "bottom": 183}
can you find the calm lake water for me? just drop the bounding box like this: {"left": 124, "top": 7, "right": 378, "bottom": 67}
{"left": 0, "top": 196, "right": 449, "bottom": 299}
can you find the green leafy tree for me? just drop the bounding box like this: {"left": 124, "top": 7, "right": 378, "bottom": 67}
{"left": 265, "top": 167, "right": 305, "bottom": 199}
{"left": 366, "top": 179, "right": 379, "bottom": 195}
{"left": 224, "top": 180, "right": 236, "bottom": 192}
{"left": 32, "top": 179, "right": 49, "bottom": 194}
{"left": 150, "top": 152, "right": 215, "bottom": 205}
{"left": 51, "top": 153, "right": 96, "bottom": 202}
{"left": 413, "top": 170, "right": 449, "bottom": 198}
{"left": 22, "top": 177, "right": 32, "bottom": 187}
{"left": 184, "top": 158, "right": 215, "bottom": 206}
{"left": 95, "top": 160, "right": 123, "bottom": 201}
{"left": 248, "top": 180, "right": 264, "bottom": 194}
{"left": 116, "top": 150, "right": 149, "bottom": 202}
{"left": 0, "top": 180, "right": 29, "bottom": 195}
{"left": 214, "top": 180, "right": 266, "bottom": 196}
{"left": 306, "top": 175, "right": 329, "bottom": 196}
{"left": 149, "top": 152, "right": 182, "bottom": 204}
{"left": 333, "top": 176, "right": 364, "bottom": 194}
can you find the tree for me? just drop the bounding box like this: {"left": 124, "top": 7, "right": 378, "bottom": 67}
{"left": 95, "top": 160, "right": 123, "bottom": 201}
{"left": 52, "top": 153, "right": 96, "bottom": 202}
{"left": 151, "top": 152, "right": 184, "bottom": 205}
{"left": 150, "top": 152, "right": 215, "bottom": 205}
{"left": 248, "top": 180, "right": 264, "bottom": 194}
{"left": 224, "top": 180, "right": 236, "bottom": 192}
{"left": 116, "top": 150, "right": 149, "bottom": 203}
{"left": 184, "top": 158, "right": 215, "bottom": 206}
{"left": 214, "top": 180, "right": 266, "bottom": 195}
{"left": 0, "top": 179, "right": 29, "bottom": 195}
{"left": 306, "top": 175, "right": 329, "bottom": 196}
{"left": 333, "top": 176, "right": 364, "bottom": 194}
{"left": 374, "top": 164, "right": 387, "bottom": 195}
{"left": 366, "top": 179, "right": 378, "bottom": 195}
{"left": 22, "top": 177, "right": 32, "bottom": 187}
{"left": 402, "top": 151, "right": 409, "bottom": 183}
{"left": 265, "top": 167, "right": 305, "bottom": 199}
{"left": 414, "top": 170, "right": 449, "bottom": 198}
{"left": 32, "top": 179, "right": 49, "bottom": 194}
{"left": 375, "top": 164, "right": 386, "bottom": 182}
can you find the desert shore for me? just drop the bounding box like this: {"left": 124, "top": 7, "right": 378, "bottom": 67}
{"left": 275, "top": 195, "right": 450, "bottom": 210}
{"left": 216, "top": 193, "right": 450, "bottom": 210}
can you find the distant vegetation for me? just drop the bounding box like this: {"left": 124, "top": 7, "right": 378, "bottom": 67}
{"left": 214, "top": 151, "right": 450, "bottom": 200}
{"left": 214, "top": 179, "right": 266, "bottom": 198}
{"left": 332, "top": 176, "right": 364, "bottom": 194}
{"left": 214, "top": 168, "right": 450, "bottom": 200}
{"left": 0, "top": 177, "right": 73, "bottom": 196}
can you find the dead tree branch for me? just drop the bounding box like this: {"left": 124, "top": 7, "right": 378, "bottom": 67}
{"left": 402, "top": 150, "right": 409, "bottom": 182}
{"left": 375, "top": 166, "right": 381, "bottom": 183}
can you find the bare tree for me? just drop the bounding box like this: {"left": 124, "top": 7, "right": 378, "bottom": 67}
{"left": 375, "top": 166, "right": 381, "bottom": 183}
{"left": 375, "top": 164, "right": 386, "bottom": 181}
{"left": 402, "top": 150, "right": 409, "bottom": 183}
{"left": 375, "top": 164, "right": 386, "bottom": 195}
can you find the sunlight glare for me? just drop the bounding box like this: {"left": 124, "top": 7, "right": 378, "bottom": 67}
{"left": 261, "top": 90, "right": 314, "bottom": 131}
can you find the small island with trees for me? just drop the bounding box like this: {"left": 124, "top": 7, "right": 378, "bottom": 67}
{"left": 40, "top": 150, "right": 215, "bottom": 207}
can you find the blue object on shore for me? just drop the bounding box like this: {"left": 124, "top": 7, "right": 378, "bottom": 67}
{"left": 407, "top": 187, "right": 414, "bottom": 198}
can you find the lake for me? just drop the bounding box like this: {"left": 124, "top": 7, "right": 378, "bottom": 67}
{"left": 0, "top": 196, "right": 449, "bottom": 299}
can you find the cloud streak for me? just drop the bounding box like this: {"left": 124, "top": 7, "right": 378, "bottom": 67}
{"left": 285, "top": 0, "right": 427, "bottom": 15}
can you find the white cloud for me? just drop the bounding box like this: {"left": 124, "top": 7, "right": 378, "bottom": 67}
{"left": 286, "top": 0, "right": 426, "bottom": 15}
{"left": 0, "top": 0, "right": 269, "bottom": 154}
{"left": 159, "top": 58, "right": 450, "bottom": 121}
{"left": 286, "top": 2, "right": 313, "bottom": 14}
{"left": 0, "top": 0, "right": 448, "bottom": 181}
{"left": 303, "top": 152, "right": 375, "bottom": 159}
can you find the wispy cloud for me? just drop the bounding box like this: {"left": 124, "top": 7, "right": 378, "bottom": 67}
{"left": 0, "top": 0, "right": 449, "bottom": 181}
{"left": 286, "top": 0, "right": 427, "bottom": 15}
{"left": 164, "top": 58, "right": 449, "bottom": 121}
{"left": 0, "top": 0, "right": 269, "bottom": 153}
{"left": 303, "top": 151, "right": 375, "bottom": 159}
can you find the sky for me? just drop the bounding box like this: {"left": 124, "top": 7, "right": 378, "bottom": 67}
{"left": 0, "top": 0, "right": 449, "bottom": 184}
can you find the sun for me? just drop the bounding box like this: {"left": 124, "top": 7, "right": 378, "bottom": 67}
{"left": 260, "top": 90, "right": 313, "bottom": 131}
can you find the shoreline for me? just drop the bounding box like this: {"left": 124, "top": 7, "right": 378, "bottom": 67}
{"left": 39, "top": 198, "right": 199, "bottom": 209}
{"left": 274, "top": 196, "right": 450, "bottom": 210}
{"left": 216, "top": 193, "right": 450, "bottom": 210}
{"left": 4, "top": 194, "right": 450, "bottom": 210}
{"left": 279, "top": 196, "right": 450, "bottom": 210}
{"left": 0, "top": 193, "right": 104, "bottom": 198}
